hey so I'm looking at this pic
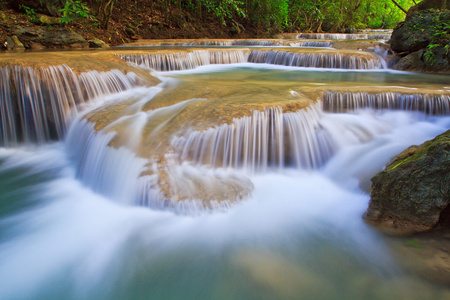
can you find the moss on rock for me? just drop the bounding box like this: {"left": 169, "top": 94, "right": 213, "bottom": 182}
{"left": 365, "top": 130, "right": 450, "bottom": 233}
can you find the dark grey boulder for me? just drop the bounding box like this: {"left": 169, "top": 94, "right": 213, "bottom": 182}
{"left": 364, "top": 130, "right": 450, "bottom": 233}
{"left": 389, "top": 9, "right": 450, "bottom": 73}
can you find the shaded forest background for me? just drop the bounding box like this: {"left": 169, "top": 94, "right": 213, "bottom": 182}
{"left": 1, "top": 0, "right": 418, "bottom": 44}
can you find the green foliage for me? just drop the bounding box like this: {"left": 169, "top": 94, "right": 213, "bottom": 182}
{"left": 203, "top": 0, "right": 246, "bottom": 25}
{"left": 19, "top": 4, "right": 38, "bottom": 23}
{"left": 177, "top": 0, "right": 246, "bottom": 25}
{"left": 59, "top": 0, "right": 92, "bottom": 25}
{"left": 284, "top": 0, "right": 416, "bottom": 32}
{"left": 424, "top": 43, "right": 439, "bottom": 64}
{"left": 16, "top": 0, "right": 420, "bottom": 33}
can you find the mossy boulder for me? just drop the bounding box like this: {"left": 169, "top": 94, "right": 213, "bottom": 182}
{"left": 407, "top": 0, "right": 450, "bottom": 17}
{"left": 389, "top": 9, "right": 450, "bottom": 73}
{"left": 364, "top": 130, "right": 450, "bottom": 233}
{"left": 393, "top": 47, "right": 450, "bottom": 73}
{"left": 88, "top": 38, "right": 110, "bottom": 49}
{"left": 36, "top": 14, "right": 61, "bottom": 25}
{"left": 5, "top": 36, "right": 25, "bottom": 50}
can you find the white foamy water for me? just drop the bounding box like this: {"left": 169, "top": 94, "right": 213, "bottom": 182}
{"left": 0, "top": 108, "right": 448, "bottom": 299}
{"left": 0, "top": 64, "right": 449, "bottom": 300}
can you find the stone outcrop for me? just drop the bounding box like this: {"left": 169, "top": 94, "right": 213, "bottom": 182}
{"left": 88, "top": 38, "right": 110, "bottom": 48}
{"left": 390, "top": 9, "right": 450, "bottom": 73}
{"left": 36, "top": 13, "right": 61, "bottom": 25}
{"left": 364, "top": 130, "right": 450, "bottom": 233}
{"left": 5, "top": 36, "right": 25, "bottom": 50}
{"left": 407, "top": 0, "right": 450, "bottom": 17}
{"left": 12, "top": 26, "right": 88, "bottom": 49}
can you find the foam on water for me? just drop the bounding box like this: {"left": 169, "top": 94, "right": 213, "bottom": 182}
{"left": 1, "top": 62, "right": 450, "bottom": 299}
{"left": 1, "top": 108, "right": 449, "bottom": 299}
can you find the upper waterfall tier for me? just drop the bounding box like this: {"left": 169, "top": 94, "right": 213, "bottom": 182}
{"left": 0, "top": 65, "right": 140, "bottom": 147}
{"left": 123, "top": 39, "right": 282, "bottom": 47}
{"left": 296, "top": 33, "right": 391, "bottom": 40}
{"left": 119, "top": 48, "right": 386, "bottom": 71}
{"left": 120, "top": 50, "right": 248, "bottom": 72}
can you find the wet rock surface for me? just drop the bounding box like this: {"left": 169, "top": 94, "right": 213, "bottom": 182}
{"left": 365, "top": 130, "right": 450, "bottom": 233}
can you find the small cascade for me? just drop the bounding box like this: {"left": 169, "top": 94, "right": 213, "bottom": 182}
{"left": 120, "top": 49, "right": 386, "bottom": 71}
{"left": 290, "top": 41, "right": 333, "bottom": 48}
{"left": 297, "top": 33, "right": 391, "bottom": 40}
{"left": 138, "top": 40, "right": 280, "bottom": 47}
{"left": 120, "top": 50, "right": 249, "bottom": 71}
{"left": 230, "top": 40, "right": 280, "bottom": 46}
{"left": 66, "top": 115, "right": 246, "bottom": 212}
{"left": 65, "top": 118, "right": 149, "bottom": 205}
{"left": 159, "top": 41, "right": 232, "bottom": 46}
{"left": 323, "top": 91, "right": 450, "bottom": 115}
{"left": 0, "top": 65, "right": 138, "bottom": 147}
{"left": 172, "top": 103, "right": 336, "bottom": 173}
{"left": 365, "top": 45, "right": 397, "bottom": 68}
{"left": 247, "top": 50, "right": 386, "bottom": 69}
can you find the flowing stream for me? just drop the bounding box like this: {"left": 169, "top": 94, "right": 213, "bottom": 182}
{"left": 0, "top": 42, "right": 450, "bottom": 300}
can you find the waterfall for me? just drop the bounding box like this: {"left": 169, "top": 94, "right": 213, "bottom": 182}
{"left": 192, "top": 40, "right": 279, "bottom": 46}
{"left": 296, "top": 33, "right": 391, "bottom": 40}
{"left": 65, "top": 115, "right": 244, "bottom": 212}
{"left": 290, "top": 41, "right": 333, "bottom": 48}
{"left": 0, "top": 65, "right": 139, "bottom": 147}
{"left": 230, "top": 40, "right": 280, "bottom": 46}
{"left": 323, "top": 91, "right": 450, "bottom": 115}
{"left": 65, "top": 118, "right": 150, "bottom": 205}
{"left": 119, "top": 50, "right": 249, "bottom": 71}
{"left": 172, "top": 103, "right": 336, "bottom": 173}
{"left": 121, "top": 49, "right": 386, "bottom": 71}
{"left": 247, "top": 50, "right": 386, "bottom": 69}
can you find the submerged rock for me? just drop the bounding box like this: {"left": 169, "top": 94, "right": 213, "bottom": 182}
{"left": 365, "top": 130, "right": 450, "bottom": 233}
{"left": 12, "top": 26, "right": 88, "bottom": 49}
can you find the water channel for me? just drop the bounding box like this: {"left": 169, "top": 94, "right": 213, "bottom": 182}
{"left": 0, "top": 37, "right": 449, "bottom": 299}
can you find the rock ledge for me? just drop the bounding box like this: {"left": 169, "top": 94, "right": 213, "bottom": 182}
{"left": 364, "top": 130, "right": 450, "bottom": 233}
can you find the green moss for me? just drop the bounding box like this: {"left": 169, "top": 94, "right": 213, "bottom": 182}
{"left": 387, "top": 130, "right": 450, "bottom": 171}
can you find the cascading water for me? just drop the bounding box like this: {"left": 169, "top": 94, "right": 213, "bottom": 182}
{"left": 247, "top": 50, "right": 386, "bottom": 69}
{"left": 120, "top": 49, "right": 386, "bottom": 71}
{"left": 119, "top": 50, "right": 249, "bottom": 71}
{"left": 289, "top": 41, "right": 333, "bottom": 48}
{"left": 297, "top": 33, "right": 392, "bottom": 40}
{"left": 323, "top": 91, "right": 450, "bottom": 115}
{"left": 1, "top": 44, "right": 450, "bottom": 300}
{"left": 0, "top": 65, "right": 139, "bottom": 147}
{"left": 172, "top": 103, "right": 336, "bottom": 172}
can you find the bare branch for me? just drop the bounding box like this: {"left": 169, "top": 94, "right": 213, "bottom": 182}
{"left": 391, "top": 0, "right": 408, "bottom": 14}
